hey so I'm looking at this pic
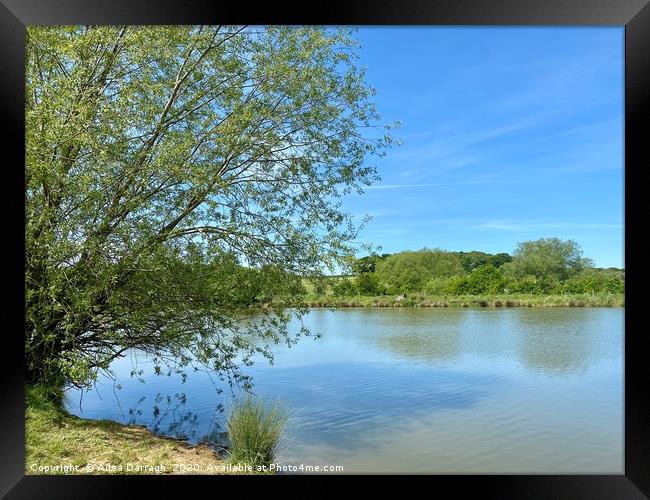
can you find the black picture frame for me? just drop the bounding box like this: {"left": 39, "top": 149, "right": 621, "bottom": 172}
{"left": 2, "top": 0, "right": 648, "bottom": 497}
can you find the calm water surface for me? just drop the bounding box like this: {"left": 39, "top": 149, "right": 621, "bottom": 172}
{"left": 65, "top": 308, "right": 623, "bottom": 473}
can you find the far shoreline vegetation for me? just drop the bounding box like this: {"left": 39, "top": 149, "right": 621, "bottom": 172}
{"left": 302, "top": 293, "right": 623, "bottom": 308}
{"left": 307, "top": 238, "right": 623, "bottom": 308}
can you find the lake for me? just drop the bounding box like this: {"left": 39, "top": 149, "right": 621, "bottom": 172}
{"left": 65, "top": 308, "right": 623, "bottom": 474}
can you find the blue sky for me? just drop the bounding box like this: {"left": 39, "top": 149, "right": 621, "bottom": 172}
{"left": 343, "top": 27, "right": 624, "bottom": 268}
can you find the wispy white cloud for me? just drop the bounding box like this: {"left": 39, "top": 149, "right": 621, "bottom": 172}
{"left": 528, "top": 117, "right": 622, "bottom": 145}
{"left": 472, "top": 221, "right": 623, "bottom": 232}
{"left": 392, "top": 113, "right": 548, "bottom": 164}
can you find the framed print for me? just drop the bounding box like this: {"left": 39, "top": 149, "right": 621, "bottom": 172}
{"left": 3, "top": 0, "right": 649, "bottom": 497}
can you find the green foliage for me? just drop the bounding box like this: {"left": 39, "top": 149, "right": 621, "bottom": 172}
{"left": 25, "top": 25, "right": 395, "bottom": 387}
{"left": 604, "top": 277, "right": 625, "bottom": 294}
{"left": 355, "top": 272, "right": 383, "bottom": 295}
{"left": 332, "top": 277, "right": 358, "bottom": 296}
{"left": 442, "top": 276, "right": 468, "bottom": 295}
{"left": 303, "top": 292, "right": 623, "bottom": 308}
{"left": 330, "top": 240, "right": 619, "bottom": 299}
{"left": 459, "top": 264, "right": 506, "bottom": 294}
{"left": 375, "top": 249, "right": 465, "bottom": 294}
{"left": 352, "top": 253, "right": 391, "bottom": 274}
{"left": 458, "top": 251, "right": 512, "bottom": 272}
{"left": 227, "top": 395, "right": 288, "bottom": 469}
{"left": 562, "top": 268, "right": 625, "bottom": 294}
{"left": 312, "top": 278, "right": 328, "bottom": 295}
{"left": 505, "top": 275, "right": 546, "bottom": 294}
{"left": 502, "top": 238, "right": 592, "bottom": 282}
{"left": 423, "top": 277, "right": 452, "bottom": 295}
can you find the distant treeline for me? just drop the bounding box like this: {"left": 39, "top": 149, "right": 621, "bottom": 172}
{"left": 320, "top": 238, "right": 624, "bottom": 297}
{"left": 199, "top": 238, "right": 623, "bottom": 306}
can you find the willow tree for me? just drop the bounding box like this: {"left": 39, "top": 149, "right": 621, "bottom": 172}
{"left": 501, "top": 238, "right": 594, "bottom": 283}
{"left": 25, "top": 26, "right": 394, "bottom": 387}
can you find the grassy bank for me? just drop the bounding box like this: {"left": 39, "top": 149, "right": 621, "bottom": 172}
{"left": 302, "top": 292, "right": 624, "bottom": 308}
{"left": 26, "top": 385, "right": 245, "bottom": 475}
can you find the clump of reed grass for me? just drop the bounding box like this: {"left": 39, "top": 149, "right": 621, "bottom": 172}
{"left": 226, "top": 395, "right": 288, "bottom": 469}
